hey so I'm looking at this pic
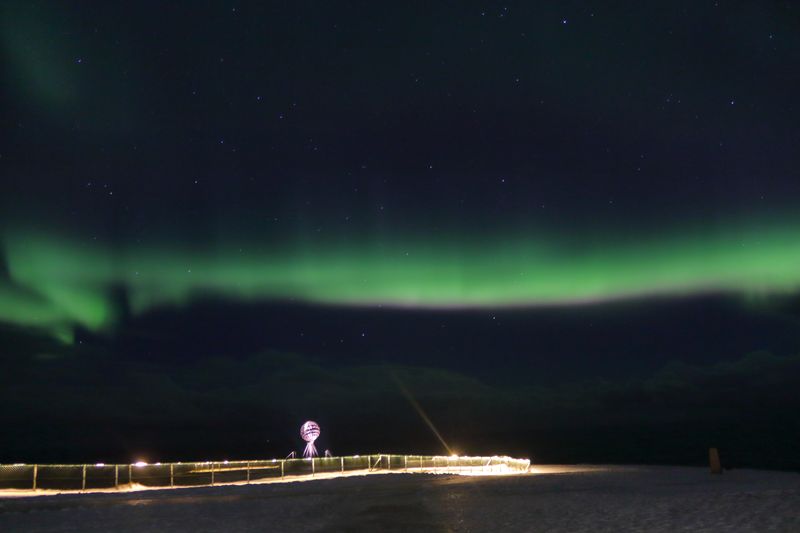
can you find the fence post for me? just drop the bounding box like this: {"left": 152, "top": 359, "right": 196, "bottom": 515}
{"left": 128, "top": 464, "right": 132, "bottom": 485}
{"left": 114, "top": 465, "right": 119, "bottom": 488}
{"left": 281, "top": 460, "right": 284, "bottom": 479}
{"left": 387, "top": 455, "right": 390, "bottom": 471}
{"left": 312, "top": 457, "right": 315, "bottom": 477}
{"left": 340, "top": 456, "right": 344, "bottom": 473}
{"left": 404, "top": 456, "right": 407, "bottom": 471}
{"left": 211, "top": 463, "right": 215, "bottom": 486}
{"left": 82, "top": 465, "right": 87, "bottom": 491}
{"left": 32, "top": 464, "right": 38, "bottom": 490}
{"left": 246, "top": 461, "right": 250, "bottom": 484}
{"left": 170, "top": 464, "right": 174, "bottom": 487}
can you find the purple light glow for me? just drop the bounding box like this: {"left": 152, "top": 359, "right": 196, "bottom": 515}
{"left": 300, "top": 420, "right": 321, "bottom": 458}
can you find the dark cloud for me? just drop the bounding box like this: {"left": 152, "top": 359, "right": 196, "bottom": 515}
{"left": 2, "top": 318, "right": 799, "bottom": 470}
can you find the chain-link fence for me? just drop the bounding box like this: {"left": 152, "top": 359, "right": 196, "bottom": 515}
{"left": 0, "top": 455, "right": 529, "bottom": 492}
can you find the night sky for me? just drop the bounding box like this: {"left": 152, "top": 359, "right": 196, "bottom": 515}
{"left": 2, "top": 2, "right": 800, "bottom": 469}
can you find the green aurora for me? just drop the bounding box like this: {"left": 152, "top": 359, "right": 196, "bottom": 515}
{"left": 2, "top": 217, "right": 800, "bottom": 343}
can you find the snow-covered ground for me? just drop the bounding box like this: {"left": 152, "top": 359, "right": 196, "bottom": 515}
{"left": 1, "top": 465, "right": 798, "bottom": 532}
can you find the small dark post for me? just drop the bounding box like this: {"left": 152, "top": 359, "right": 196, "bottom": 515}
{"left": 709, "top": 447, "right": 722, "bottom": 474}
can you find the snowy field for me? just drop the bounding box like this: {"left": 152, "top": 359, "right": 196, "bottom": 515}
{"left": 1, "top": 465, "right": 798, "bottom": 532}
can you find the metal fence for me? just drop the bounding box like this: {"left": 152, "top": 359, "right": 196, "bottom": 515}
{"left": 0, "top": 455, "right": 530, "bottom": 492}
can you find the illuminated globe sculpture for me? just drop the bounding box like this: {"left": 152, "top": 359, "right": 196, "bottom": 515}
{"left": 300, "top": 420, "right": 321, "bottom": 458}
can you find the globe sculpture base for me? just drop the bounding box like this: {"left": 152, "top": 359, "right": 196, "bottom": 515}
{"left": 303, "top": 441, "right": 317, "bottom": 458}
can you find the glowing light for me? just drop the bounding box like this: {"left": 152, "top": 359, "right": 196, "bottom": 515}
{"left": 95, "top": 463, "right": 105, "bottom": 467}
{"left": 300, "top": 420, "right": 321, "bottom": 458}
{"left": 7, "top": 215, "right": 800, "bottom": 342}
{"left": 392, "top": 371, "right": 453, "bottom": 456}
{"left": 134, "top": 461, "right": 147, "bottom": 467}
